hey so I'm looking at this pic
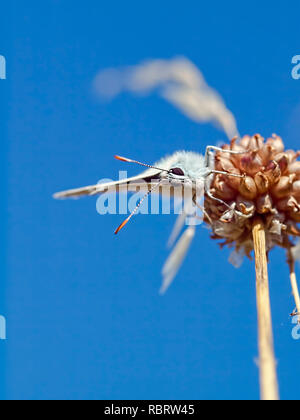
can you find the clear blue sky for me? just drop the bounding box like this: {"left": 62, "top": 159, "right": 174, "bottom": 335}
{"left": 1, "top": 0, "right": 300, "bottom": 400}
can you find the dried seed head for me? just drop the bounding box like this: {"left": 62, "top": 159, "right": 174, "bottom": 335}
{"left": 204, "top": 134, "right": 300, "bottom": 264}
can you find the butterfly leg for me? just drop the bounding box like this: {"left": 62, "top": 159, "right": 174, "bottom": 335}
{"left": 205, "top": 187, "right": 232, "bottom": 209}
{"left": 204, "top": 145, "right": 248, "bottom": 169}
{"left": 192, "top": 194, "right": 212, "bottom": 224}
{"left": 205, "top": 145, "right": 248, "bottom": 158}
{"left": 210, "top": 169, "right": 244, "bottom": 179}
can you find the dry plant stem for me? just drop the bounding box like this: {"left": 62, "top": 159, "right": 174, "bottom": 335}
{"left": 252, "top": 218, "right": 279, "bottom": 401}
{"left": 287, "top": 249, "right": 300, "bottom": 321}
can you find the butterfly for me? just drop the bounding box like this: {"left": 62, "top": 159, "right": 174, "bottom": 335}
{"left": 54, "top": 146, "right": 245, "bottom": 293}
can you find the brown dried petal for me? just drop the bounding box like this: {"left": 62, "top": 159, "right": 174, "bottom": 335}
{"left": 275, "top": 154, "right": 289, "bottom": 175}
{"left": 286, "top": 221, "right": 300, "bottom": 237}
{"left": 274, "top": 151, "right": 297, "bottom": 165}
{"left": 271, "top": 175, "right": 294, "bottom": 199}
{"left": 289, "top": 211, "right": 300, "bottom": 223}
{"left": 229, "top": 147, "right": 248, "bottom": 168}
{"left": 240, "top": 152, "right": 263, "bottom": 176}
{"left": 239, "top": 135, "right": 251, "bottom": 149}
{"left": 224, "top": 168, "right": 243, "bottom": 190}
{"left": 292, "top": 180, "right": 300, "bottom": 197}
{"left": 230, "top": 136, "right": 239, "bottom": 149}
{"left": 256, "top": 194, "right": 273, "bottom": 214}
{"left": 264, "top": 160, "right": 281, "bottom": 185}
{"left": 213, "top": 220, "right": 244, "bottom": 240}
{"left": 266, "top": 134, "right": 284, "bottom": 153}
{"left": 288, "top": 161, "right": 300, "bottom": 176}
{"left": 215, "top": 155, "right": 235, "bottom": 172}
{"left": 213, "top": 175, "right": 236, "bottom": 200}
{"left": 285, "top": 150, "right": 300, "bottom": 162}
{"left": 257, "top": 144, "right": 273, "bottom": 165}
{"left": 248, "top": 134, "right": 264, "bottom": 151}
{"left": 236, "top": 195, "right": 255, "bottom": 216}
{"left": 238, "top": 176, "right": 257, "bottom": 200}
{"left": 276, "top": 196, "right": 300, "bottom": 212}
{"left": 230, "top": 143, "right": 246, "bottom": 153}
{"left": 254, "top": 172, "right": 269, "bottom": 194}
{"left": 266, "top": 212, "right": 285, "bottom": 227}
{"left": 268, "top": 219, "right": 284, "bottom": 237}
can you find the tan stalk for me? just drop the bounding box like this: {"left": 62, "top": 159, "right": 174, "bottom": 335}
{"left": 252, "top": 218, "right": 279, "bottom": 401}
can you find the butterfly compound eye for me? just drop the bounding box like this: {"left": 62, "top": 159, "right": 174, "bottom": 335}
{"left": 169, "top": 167, "right": 185, "bottom": 176}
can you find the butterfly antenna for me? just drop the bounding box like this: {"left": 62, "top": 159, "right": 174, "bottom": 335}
{"left": 114, "top": 155, "right": 167, "bottom": 172}
{"left": 114, "top": 181, "right": 162, "bottom": 234}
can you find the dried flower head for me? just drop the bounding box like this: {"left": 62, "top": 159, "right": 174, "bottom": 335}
{"left": 205, "top": 134, "right": 300, "bottom": 266}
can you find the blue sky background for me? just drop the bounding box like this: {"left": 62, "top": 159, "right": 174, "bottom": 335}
{"left": 1, "top": 1, "right": 300, "bottom": 400}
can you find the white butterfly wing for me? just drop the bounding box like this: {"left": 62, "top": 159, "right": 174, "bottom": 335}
{"left": 167, "top": 211, "right": 187, "bottom": 249}
{"left": 53, "top": 168, "right": 162, "bottom": 199}
{"left": 160, "top": 225, "right": 196, "bottom": 294}
{"left": 54, "top": 151, "right": 205, "bottom": 294}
